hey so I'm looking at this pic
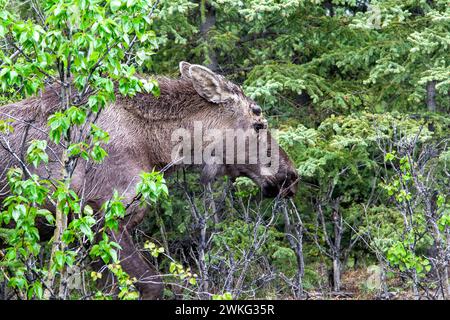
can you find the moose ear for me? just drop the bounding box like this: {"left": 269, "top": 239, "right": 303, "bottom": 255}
{"left": 179, "top": 61, "right": 192, "bottom": 79}
{"left": 188, "top": 65, "right": 234, "bottom": 104}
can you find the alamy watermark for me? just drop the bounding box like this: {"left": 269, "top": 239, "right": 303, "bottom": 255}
{"left": 170, "top": 121, "right": 279, "bottom": 176}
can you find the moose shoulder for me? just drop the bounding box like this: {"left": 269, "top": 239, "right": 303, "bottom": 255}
{"left": 0, "top": 62, "right": 298, "bottom": 299}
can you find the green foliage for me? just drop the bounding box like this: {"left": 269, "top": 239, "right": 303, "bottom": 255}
{"left": 90, "top": 233, "right": 121, "bottom": 264}
{"left": 233, "top": 177, "right": 259, "bottom": 198}
{"left": 0, "top": 168, "right": 51, "bottom": 296}
{"left": 387, "top": 240, "right": 431, "bottom": 275}
{"left": 0, "top": 0, "right": 166, "bottom": 300}
{"left": 1, "top": 0, "right": 450, "bottom": 300}
{"left": 150, "top": 0, "right": 449, "bottom": 123}
{"left": 212, "top": 292, "right": 233, "bottom": 300}
{"left": 145, "top": 0, "right": 450, "bottom": 298}
{"left": 26, "top": 140, "right": 49, "bottom": 168}
{"left": 136, "top": 170, "right": 169, "bottom": 204}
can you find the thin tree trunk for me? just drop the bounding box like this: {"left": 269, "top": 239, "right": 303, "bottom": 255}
{"left": 45, "top": 75, "right": 71, "bottom": 299}
{"left": 446, "top": 227, "right": 450, "bottom": 299}
{"left": 378, "top": 254, "right": 390, "bottom": 299}
{"left": 282, "top": 204, "right": 305, "bottom": 298}
{"left": 198, "top": 215, "right": 210, "bottom": 299}
{"left": 426, "top": 80, "right": 437, "bottom": 112}
{"left": 333, "top": 256, "right": 341, "bottom": 292}
{"left": 295, "top": 238, "right": 305, "bottom": 298}
{"left": 332, "top": 208, "right": 342, "bottom": 292}
{"left": 200, "top": 0, "right": 218, "bottom": 71}
{"left": 323, "top": 0, "right": 335, "bottom": 17}
{"left": 206, "top": 183, "right": 219, "bottom": 225}
{"left": 423, "top": 193, "right": 449, "bottom": 299}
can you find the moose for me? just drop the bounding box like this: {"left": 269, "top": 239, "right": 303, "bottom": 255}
{"left": 0, "top": 62, "right": 299, "bottom": 299}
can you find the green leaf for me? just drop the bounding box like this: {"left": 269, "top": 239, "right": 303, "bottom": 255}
{"left": 110, "top": 0, "right": 122, "bottom": 12}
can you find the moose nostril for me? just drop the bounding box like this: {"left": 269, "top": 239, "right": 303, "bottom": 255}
{"left": 254, "top": 123, "right": 265, "bottom": 132}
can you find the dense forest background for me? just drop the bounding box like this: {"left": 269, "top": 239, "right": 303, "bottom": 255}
{"left": 0, "top": 0, "right": 449, "bottom": 300}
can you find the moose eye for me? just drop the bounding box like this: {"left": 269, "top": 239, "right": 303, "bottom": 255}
{"left": 251, "top": 105, "right": 262, "bottom": 116}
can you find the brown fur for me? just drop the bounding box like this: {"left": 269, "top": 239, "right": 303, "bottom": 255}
{"left": 0, "top": 62, "right": 298, "bottom": 299}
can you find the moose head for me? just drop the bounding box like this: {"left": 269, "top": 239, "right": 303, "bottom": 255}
{"left": 171, "top": 62, "right": 299, "bottom": 198}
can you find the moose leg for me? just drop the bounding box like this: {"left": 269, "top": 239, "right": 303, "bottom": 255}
{"left": 110, "top": 224, "right": 164, "bottom": 300}
{"left": 87, "top": 169, "right": 164, "bottom": 299}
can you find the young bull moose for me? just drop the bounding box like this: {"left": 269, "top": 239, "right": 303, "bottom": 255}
{"left": 0, "top": 62, "right": 299, "bottom": 299}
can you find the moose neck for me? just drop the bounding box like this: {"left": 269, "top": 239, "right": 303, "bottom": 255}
{"left": 119, "top": 77, "right": 223, "bottom": 170}
{"left": 120, "top": 77, "right": 215, "bottom": 121}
